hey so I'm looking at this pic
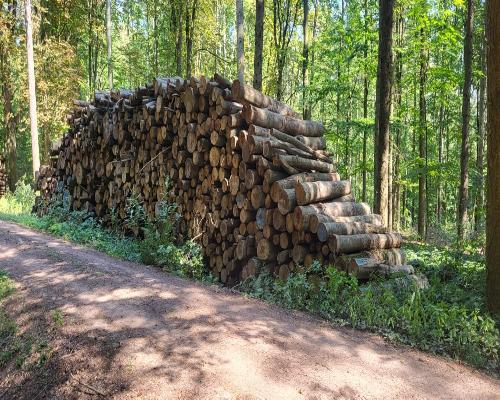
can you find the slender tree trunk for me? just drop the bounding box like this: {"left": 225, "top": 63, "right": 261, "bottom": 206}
{"left": 418, "top": 28, "right": 427, "bottom": 239}
{"left": 486, "top": 0, "right": 500, "bottom": 314}
{"left": 1, "top": 0, "right": 17, "bottom": 191}
{"left": 236, "top": 0, "right": 245, "bottom": 82}
{"left": 106, "top": 0, "right": 113, "bottom": 89}
{"left": 458, "top": 0, "right": 474, "bottom": 243}
{"left": 153, "top": 0, "right": 159, "bottom": 77}
{"left": 173, "top": 3, "right": 184, "bottom": 76}
{"left": 25, "top": 0, "right": 40, "bottom": 178}
{"left": 302, "top": 0, "right": 310, "bottom": 119}
{"left": 362, "top": 0, "right": 369, "bottom": 203}
{"left": 475, "top": 29, "right": 486, "bottom": 233}
{"left": 253, "top": 0, "right": 264, "bottom": 90}
{"left": 373, "top": 0, "right": 394, "bottom": 228}
{"left": 185, "top": 0, "right": 197, "bottom": 77}
{"left": 437, "top": 103, "right": 444, "bottom": 223}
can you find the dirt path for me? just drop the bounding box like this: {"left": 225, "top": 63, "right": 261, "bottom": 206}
{"left": 0, "top": 220, "right": 498, "bottom": 400}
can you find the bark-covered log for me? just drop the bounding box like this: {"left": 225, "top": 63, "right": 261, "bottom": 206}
{"left": 328, "top": 233, "right": 403, "bottom": 254}
{"left": 295, "top": 180, "right": 351, "bottom": 205}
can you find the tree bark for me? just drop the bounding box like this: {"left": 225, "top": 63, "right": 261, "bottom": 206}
{"left": 373, "top": 0, "right": 394, "bottom": 228}
{"left": 25, "top": 0, "right": 40, "bottom": 178}
{"left": 106, "top": 0, "right": 113, "bottom": 89}
{"left": 302, "top": 0, "right": 310, "bottom": 119}
{"left": 1, "top": 0, "right": 17, "bottom": 191}
{"left": 418, "top": 27, "right": 427, "bottom": 239}
{"left": 475, "top": 38, "right": 486, "bottom": 232}
{"left": 236, "top": 0, "right": 245, "bottom": 83}
{"left": 458, "top": 0, "right": 474, "bottom": 243}
{"left": 253, "top": 0, "right": 264, "bottom": 90}
{"left": 486, "top": 0, "right": 500, "bottom": 314}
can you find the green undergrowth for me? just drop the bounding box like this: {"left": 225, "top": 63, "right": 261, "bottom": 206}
{"left": 0, "top": 181, "right": 498, "bottom": 372}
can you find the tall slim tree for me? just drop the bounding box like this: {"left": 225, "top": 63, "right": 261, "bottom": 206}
{"left": 458, "top": 0, "right": 474, "bottom": 243}
{"left": 1, "top": 0, "right": 18, "bottom": 190}
{"left": 236, "top": 0, "right": 245, "bottom": 82}
{"left": 253, "top": 0, "right": 264, "bottom": 90}
{"left": 475, "top": 39, "right": 486, "bottom": 232}
{"left": 25, "top": 0, "right": 40, "bottom": 177}
{"left": 418, "top": 27, "right": 428, "bottom": 239}
{"left": 302, "top": 0, "right": 311, "bottom": 119}
{"left": 486, "top": 0, "right": 500, "bottom": 314}
{"left": 373, "top": 0, "right": 394, "bottom": 228}
{"left": 272, "top": 0, "right": 300, "bottom": 100}
{"left": 185, "top": 0, "right": 198, "bottom": 77}
{"left": 105, "top": 0, "right": 112, "bottom": 89}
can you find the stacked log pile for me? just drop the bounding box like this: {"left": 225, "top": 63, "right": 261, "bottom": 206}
{"left": 0, "top": 156, "right": 6, "bottom": 198}
{"left": 35, "top": 75, "right": 407, "bottom": 284}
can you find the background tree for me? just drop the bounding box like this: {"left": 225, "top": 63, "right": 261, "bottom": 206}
{"left": 236, "top": 0, "right": 245, "bottom": 82}
{"left": 253, "top": 0, "right": 264, "bottom": 90}
{"left": 457, "top": 0, "right": 474, "bottom": 243}
{"left": 486, "top": 0, "right": 500, "bottom": 314}
{"left": 373, "top": 0, "right": 394, "bottom": 228}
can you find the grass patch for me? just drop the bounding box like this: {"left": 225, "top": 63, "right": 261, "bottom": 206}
{"left": 0, "top": 181, "right": 498, "bottom": 372}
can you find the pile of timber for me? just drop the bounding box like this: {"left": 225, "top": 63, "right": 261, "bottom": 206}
{"left": 0, "top": 156, "right": 6, "bottom": 198}
{"left": 34, "top": 75, "right": 408, "bottom": 284}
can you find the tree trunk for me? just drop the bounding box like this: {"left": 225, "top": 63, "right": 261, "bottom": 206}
{"left": 1, "top": 0, "right": 17, "bottom": 191}
{"left": 418, "top": 28, "right": 427, "bottom": 239}
{"left": 373, "top": 0, "right": 394, "bottom": 228}
{"left": 486, "top": 0, "right": 500, "bottom": 314}
{"left": 236, "top": 0, "right": 245, "bottom": 83}
{"left": 25, "top": 0, "right": 40, "bottom": 178}
{"left": 253, "top": 0, "right": 264, "bottom": 90}
{"left": 458, "top": 0, "right": 474, "bottom": 243}
{"left": 475, "top": 39, "right": 486, "bottom": 233}
{"left": 106, "top": 0, "right": 113, "bottom": 89}
{"left": 302, "top": 0, "right": 310, "bottom": 119}
{"left": 185, "top": 0, "right": 198, "bottom": 77}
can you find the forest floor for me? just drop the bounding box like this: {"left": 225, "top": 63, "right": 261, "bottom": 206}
{"left": 0, "top": 220, "right": 499, "bottom": 400}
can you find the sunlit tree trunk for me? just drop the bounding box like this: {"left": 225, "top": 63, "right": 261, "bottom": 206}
{"left": 302, "top": 0, "right": 310, "bottom": 119}
{"left": 418, "top": 27, "right": 427, "bottom": 239}
{"left": 25, "top": 0, "right": 40, "bottom": 178}
{"left": 1, "top": 0, "right": 18, "bottom": 191}
{"left": 373, "top": 0, "right": 394, "bottom": 228}
{"left": 106, "top": 0, "right": 113, "bottom": 88}
{"left": 486, "top": 0, "right": 500, "bottom": 314}
{"left": 458, "top": 0, "right": 474, "bottom": 243}
{"left": 475, "top": 27, "right": 486, "bottom": 233}
{"left": 236, "top": 0, "right": 245, "bottom": 82}
{"left": 253, "top": 0, "right": 264, "bottom": 90}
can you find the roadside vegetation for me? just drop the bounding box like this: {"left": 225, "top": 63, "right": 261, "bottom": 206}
{"left": 0, "top": 181, "right": 498, "bottom": 372}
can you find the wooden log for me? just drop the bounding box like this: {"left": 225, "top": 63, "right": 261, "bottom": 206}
{"left": 232, "top": 80, "right": 298, "bottom": 117}
{"left": 270, "top": 172, "right": 340, "bottom": 203}
{"left": 309, "top": 213, "right": 383, "bottom": 234}
{"left": 295, "top": 180, "right": 351, "bottom": 205}
{"left": 278, "top": 154, "right": 335, "bottom": 173}
{"left": 317, "top": 222, "right": 387, "bottom": 242}
{"left": 257, "top": 239, "right": 277, "bottom": 261}
{"left": 242, "top": 104, "right": 325, "bottom": 137}
{"left": 293, "top": 202, "right": 372, "bottom": 231}
{"left": 328, "top": 233, "right": 403, "bottom": 254}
